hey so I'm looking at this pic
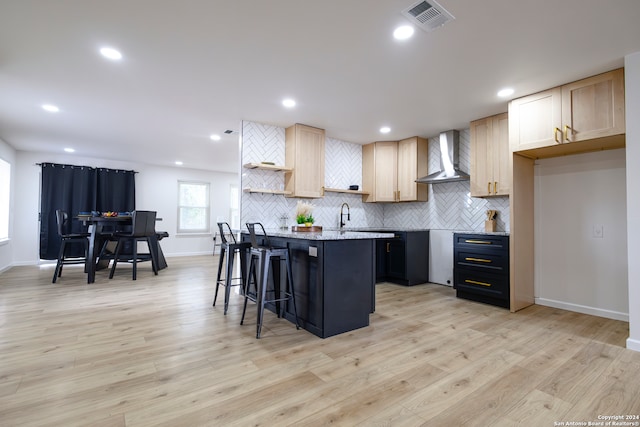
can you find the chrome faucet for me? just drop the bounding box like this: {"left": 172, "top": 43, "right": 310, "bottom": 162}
{"left": 339, "top": 203, "right": 350, "bottom": 229}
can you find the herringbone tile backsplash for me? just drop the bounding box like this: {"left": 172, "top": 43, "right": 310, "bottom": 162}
{"left": 241, "top": 121, "right": 510, "bottom": 232}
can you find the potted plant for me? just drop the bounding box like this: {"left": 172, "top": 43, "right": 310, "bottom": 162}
{"left": 295, "top": 201, "right": 315, "bottom": 226}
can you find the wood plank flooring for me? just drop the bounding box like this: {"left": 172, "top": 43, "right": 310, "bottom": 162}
{"left": 0, "top": 256, "right": 638, "bottom": 426}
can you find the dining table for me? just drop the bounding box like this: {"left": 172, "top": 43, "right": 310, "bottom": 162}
{"left": 78, "top": 215, "right": 167, "bottom": 283}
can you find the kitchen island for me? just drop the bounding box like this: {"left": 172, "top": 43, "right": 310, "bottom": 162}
{"left": 242, "top": 229, "right": 393, "bottom": 338}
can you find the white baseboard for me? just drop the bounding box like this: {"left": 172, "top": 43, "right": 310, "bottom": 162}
{"left": 535, "top": 297, "right": 629, "bottom": 322}
{"left": 627, "top": 338, "right": 640, "bottom": 352}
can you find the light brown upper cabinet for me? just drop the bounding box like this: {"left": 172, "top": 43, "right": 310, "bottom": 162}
{"left": 362, "top": 137, "right": 428, "bottom": 203}
{"left": 284, "top": 124, "right": 325, "bottom": 198}
{"left": 509, "top": 68, "right": 625, "bottom": 157}
{"left": 470, "top": 112, "right": 510, "bottom": 197}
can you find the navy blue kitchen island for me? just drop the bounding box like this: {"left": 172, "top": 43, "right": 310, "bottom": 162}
{"left": 242, "top": 229, "right": 393, "bottom": 338}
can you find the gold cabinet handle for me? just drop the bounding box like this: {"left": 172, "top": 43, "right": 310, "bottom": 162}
{"left": 564, "top": 125, "right": 572, "bottom": 142}
{"left": 465, "top": 279, "right": 492, "bottom": 287}
{"left": 386, "top": 242, "right": 390, "bottom": 253}
{"left": 554, "top": 127, "right": 562, "bottom": 144}
{"left": 464, "top": 239, "right": 492, "bottom": 244}
{"left": 465, "top": 257, "right": 492, "bottom": 263}
{"left": 487, "top": 182, "right": 491, "bottom": 194}
{"left": 494, "top": 182, "right": 497, "bottom": 194}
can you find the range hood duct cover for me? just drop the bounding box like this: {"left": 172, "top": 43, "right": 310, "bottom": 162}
{"left": 415, "top": 130, "right": 469, "bottom": 184}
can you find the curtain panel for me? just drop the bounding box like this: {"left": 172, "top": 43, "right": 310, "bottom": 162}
{"left": 39, "top": 163, "right": 136, "bottom": 260}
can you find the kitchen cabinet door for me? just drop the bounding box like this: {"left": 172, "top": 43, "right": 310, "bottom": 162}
{"left": 470, "top": 113, "right": 509, "bottom": 197}
{"left": 561, "top": 69, "right": 625, "bottom": 143}
{"left": 363, "top": 141, "right": 397, "bottom": 202}
{"left": 285, "top": 124, "right": 325, "bottom": 198}
{"left": 509, "top": 87, "right": 562, "bottom": 152}
{"left": 397, "top": 136, "right": 428, "bottom": 202}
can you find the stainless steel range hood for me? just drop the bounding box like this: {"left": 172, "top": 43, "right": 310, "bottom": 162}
{"left": 415, "top": 130, "right": 469, "bottom": 184}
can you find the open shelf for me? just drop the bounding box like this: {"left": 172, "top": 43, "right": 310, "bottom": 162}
{"left": 243, "top": 162, "right": 292, "bottom": 172}
{"left": 323, "top": 187, "right": 369, "bottom": 195}
{"left": 243, "top": 187, "right": 292, "bottom": 196}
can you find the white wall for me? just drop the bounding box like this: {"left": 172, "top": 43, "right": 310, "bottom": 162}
{"left": 0, "top": 138, "right": 16, "bottom": 272}
{"left": 625, "top": 52, "right": 640, "bottom": 351}
{"left": 534, "top": 149, "right": 628, "bottom": 320}
{"left": 12, "top": 150, "right": 238, "bottom": 265}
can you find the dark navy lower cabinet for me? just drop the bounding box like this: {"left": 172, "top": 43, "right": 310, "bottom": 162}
{"left": 376, "top": 231, "right": 429, "bottom": 286}
{"left": 453, "top": 233, "right": 510, "bottom": 308}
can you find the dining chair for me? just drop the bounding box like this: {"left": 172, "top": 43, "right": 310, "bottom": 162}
{"left": 52, "top": 210, "right": 90, "bottom": 283}
{"left": 108, "top": 210, "right": 158, "bottom": 280}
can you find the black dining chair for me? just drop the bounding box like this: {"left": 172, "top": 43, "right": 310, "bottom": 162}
{"left": 52, "top": 210, "right": 90, "bottom": 283}
{"left": 109, "top": 210, "right": 158, "bottom": 280}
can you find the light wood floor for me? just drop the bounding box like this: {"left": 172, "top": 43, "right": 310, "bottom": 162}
{"left": 0, "top": 256, "right": 638, "bottom": 427}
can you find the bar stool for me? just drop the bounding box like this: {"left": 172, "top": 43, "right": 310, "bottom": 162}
{"left": 213, "top": 222, "right": 250, "bottom": 314}
{"left": 241, "top": 222, "right": 300, "bottom": 339}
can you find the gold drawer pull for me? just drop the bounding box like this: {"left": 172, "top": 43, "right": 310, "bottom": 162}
{"left": 464, "top": 239, "right": 492, "bottom": 244}
{"left": 465, "top": 279, "right": 492, "bottom": 287}
{"left": 465, "top": 257, "right": 492, "bottom": 263}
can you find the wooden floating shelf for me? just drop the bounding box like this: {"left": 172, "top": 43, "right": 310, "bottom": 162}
{"left": 242, "top": 187, "right": 292, "bottom": 195}
{"left": 243, "top": 162, "right": 292, "bottom": 172}
{"left": 323, "top": 187, "right": 369, "bottom": 195}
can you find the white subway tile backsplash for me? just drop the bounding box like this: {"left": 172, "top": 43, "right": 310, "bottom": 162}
{"left": 240, "top": 121, "right": 510, "bottom": 232}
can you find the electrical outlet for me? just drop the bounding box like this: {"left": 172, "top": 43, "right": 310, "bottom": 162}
{"left": 593, "top": 225, "right": 604, "bottom": 238}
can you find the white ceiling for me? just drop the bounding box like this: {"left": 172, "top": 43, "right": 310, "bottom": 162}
{"left": 1, "top": 0, "right": 639, "bottom": 173}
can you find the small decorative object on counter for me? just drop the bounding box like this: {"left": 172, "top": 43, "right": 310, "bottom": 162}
{"left": 295, "top": 201, "right": 315, "bottom": 226}
{"left": 279, "top": 214, "right": 289, "bottom": 229}
{"left": 485, "top": 210, "right": 497, "bottom": 232}
{"left": 293, "top": 201, "right": 321, "bottom": 231}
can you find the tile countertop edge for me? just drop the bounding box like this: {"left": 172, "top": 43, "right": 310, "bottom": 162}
{"left": 243, "top": 229, "right": 395, "bottom": 241}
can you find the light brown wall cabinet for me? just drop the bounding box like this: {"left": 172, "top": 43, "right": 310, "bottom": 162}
{"left": 470, "top": 112, "right": 510, "bottom": 197}
{"left": 509, "top": 68, "right": 625, "bottom": 157}
{"left": 362, "top": 137, "right": 428, "bottom": 203}
{"left": 508, "top": 67, "right": 626, "bottom": 313}
{"left": 284, "top": 124, "right": 325, "bottom": 198}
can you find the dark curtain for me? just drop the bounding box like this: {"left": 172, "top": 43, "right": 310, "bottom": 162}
{"left": 96, "top": 168, "right": 136, "bottom": 213}
{"left": 39, "top": 162, "right": 136, "bottom": 260}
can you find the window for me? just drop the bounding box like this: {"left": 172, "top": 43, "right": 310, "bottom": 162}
{"left": 0, "top": 158, "right": 10, "bottom": 241}
{"left": 178, "top": 181, "right": 210, "bottom": 234}
{"left": 229, "top": 184, "right": 240, "bottom": 230}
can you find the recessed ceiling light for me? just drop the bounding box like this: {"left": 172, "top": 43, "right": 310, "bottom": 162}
{"left": 393, "top": 25, "right": 414, "bottom": 40}
{"left": 64, "top": 148, "right": 75, "bottom": 153}
{"left": 380, "top": 126, "right": 391, "bottom": 134}
{"left": 42, "top": 104, "right": 59, "bottom": 113}
{"left": 100, "top": 47, "right": 123, "bottom": 60}
{"left": 175, "top": 161, "right": 183, "bottom": 166}
{"left": 210, "top": 134, "right": 221, "bottom": 141}
{"left": 497, "top": 88, "right": 514, "bottom": 98}
{"left": 282, "top": 98, "right": 296, "bottom": 108}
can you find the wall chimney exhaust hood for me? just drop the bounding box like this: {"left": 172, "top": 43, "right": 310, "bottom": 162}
{"left": 415, "top": 130, "right": 469, "bottom": 184}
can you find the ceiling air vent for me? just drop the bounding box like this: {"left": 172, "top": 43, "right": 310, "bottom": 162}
{"left": 402, "top": 0, "right": 455, "bottom": 33}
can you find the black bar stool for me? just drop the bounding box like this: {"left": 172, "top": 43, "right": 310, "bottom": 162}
{"left": 213, "top": 222, "right": 250, "bottom": 315}
{"left": 241, "top": 222, "right": 300, "bottom": 339}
